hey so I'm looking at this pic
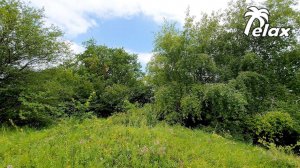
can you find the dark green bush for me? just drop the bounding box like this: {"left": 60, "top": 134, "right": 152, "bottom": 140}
{"left": 180, "top": 94, "right": 202, "bottom": 125}
{"left": 16, "top": 68, "right": 95, "bottom": 127}
{"left": 154, "top": 83, "right": 183, "bottom": 124}
{"left": 251, "top": 111, "right": 299, "bottom": 148}
{"left": 196, "top": 84, "right": 248, "bottom": 134}
{"left": 154, "top": 83, "right": 248, "bottom": 133}
{"left": 231, "top": 71, "right": 269, "bottom": 114}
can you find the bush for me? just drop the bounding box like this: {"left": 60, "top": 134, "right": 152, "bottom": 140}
{"left": 180, "top": 94, "right": 202, "bottom": 126}
{"left": 16, "top": 68, "right": 95, "bottom": 127}
{"left": 231, "top": 71, "right": 269, "bottom": 114}
{"left": 154, "top": 83, "right": 248, "bottom": 134}
{"left": 18, "top": 92, "right": 62, "bottom": 127}
{"left": 251, "top": 111, "right": 299, "bottom": 148}
{"left": 154, "top": 83, "right": 183, "bottom": 124}
{"left": 197, "top": 84, "right": 248, "bottom": 134}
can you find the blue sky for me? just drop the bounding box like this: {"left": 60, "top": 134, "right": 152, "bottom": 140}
{"left": 28, "top": 0, "right": 276, "bottom": 69}
{"left": 71, "top": 15, "right": 160, "bottom": 53}
{"left": 72, "top": 15, "right": 161, "bottom": 69}
{"left": 67, "top": 15, "right": 161, "bottom": 69}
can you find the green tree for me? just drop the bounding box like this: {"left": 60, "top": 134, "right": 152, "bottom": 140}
{"left": 148, "top": 0, "right": 300, "bottom": 142}
{"left": 17, "top": 67, "right": 94, "bottom": 126}
{"left": 77, "top": 40, "right": 145, "bottom": 117}
{"left": 0, "top": 0, "right": 68, "bottom": 123}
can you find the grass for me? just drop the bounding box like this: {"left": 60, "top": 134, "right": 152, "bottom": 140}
{"left": 0, "top": 115, "right": 299, "bottom": 167}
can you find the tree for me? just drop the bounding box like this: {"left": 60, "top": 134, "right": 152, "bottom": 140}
{"left": 0, "top": 0, "right": 68, "bottom": 123}
{"left": 17, "top": 67, "right": 94, "bottom": 126}
{"left": 148, "top": 0, "right": 300, "bottom": 142}
{"left": 76, "top": 40, "right": 145, "bottom": 117}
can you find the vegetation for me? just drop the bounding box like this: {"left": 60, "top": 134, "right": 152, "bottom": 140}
{"left": 0, "top": 0, "right": 299, "bottom": 166}
{"left": 0, "top": 114, "right": 299, "bottom": 167}
{"left": 148, "top": 0, "right": 300, "bottom": 150}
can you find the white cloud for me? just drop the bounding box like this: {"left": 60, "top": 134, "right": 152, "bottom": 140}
{"left": 69, "top": 41, "right": 85, "bottom": 54}
{"left": 27, "top": 0, "right": 300, "bottom": 37}
{"left": 137, "top": 52, "right": 153, "bottom": 65}
{"left": 137, "top": 52, "right": 153, "bottom": 71}
{"left": 125, "top": 49, "right": 153, "bottom": 68}
{"left": 27, "top": 0, "right": 234, "bottom": 37}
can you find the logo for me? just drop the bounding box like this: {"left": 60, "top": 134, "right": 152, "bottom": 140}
{"left": 244, "top": 6, "right": 290, "bottom": 37}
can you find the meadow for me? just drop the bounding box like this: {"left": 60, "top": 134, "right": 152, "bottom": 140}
{"left": 1, "top": 111, "right": 299, "bottom": 168}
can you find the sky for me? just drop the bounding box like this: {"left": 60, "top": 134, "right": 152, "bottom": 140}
{"left": 26, "top": 0, "right": 298, "bottom": 69}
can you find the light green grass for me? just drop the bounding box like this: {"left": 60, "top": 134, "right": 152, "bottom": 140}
{"left": 0, "top": 117, "right": 299, "bottom": 168}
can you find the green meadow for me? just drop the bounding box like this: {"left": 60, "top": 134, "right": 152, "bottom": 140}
{"left": 1, "top": 112, "right": 299, "bottom": 168}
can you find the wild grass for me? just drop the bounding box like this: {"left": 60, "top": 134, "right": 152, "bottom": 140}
{"left": 0, "top": 110, "right": 299, "bottom": 168}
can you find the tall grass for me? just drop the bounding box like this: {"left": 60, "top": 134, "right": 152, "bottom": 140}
{"left": 0, "top": 110, "right": 299, "bottom": 167}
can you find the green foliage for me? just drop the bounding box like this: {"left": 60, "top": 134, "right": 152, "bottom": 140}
{"left": 239, "top": 53, "right": 263, "bottom": 72}
{"left": 154, "top": 83, "right": 183, "bottom": 124}
{"left": 291, "top": 70, "right": 300, "bottom": 94}
{"left": 272, "top": 101, "right": 300, "bottom": 131}
{"left": 196, "top": 84, "right": 248, "bottom": 133}
{"left": 180, "top": 94, "right": 201, "bottom": 124}
{"left": 154, "top": 83, "right": 248, "bottom": 133}
{"left": 251, "top": 111, "right": 299, "bottom": 148}
{"left": 0, "top": 0, "right": 68, "bottom": 123}
{"left": 110, "top": 104, "right": 158, "bottom": 127}
{"left": 18, "top": 91, "right": 62, "bottom": 127}
{"left": 0, "top": 0, "right": 299, "bottom": 159}
{"left": 101, "top": 84, "right": 129, "bottom": 112}
{"left": 149, "top": 20, "right": 219, "bottom": 86}
{"left": 231, "top": 71, "right": 269, "bottom": 113}
{"left": 148, "top": 0, "right": 300, "bottom": 148}
{"left": 16, "top": 68, "right": 95, "bottom": 126}
{"left": 77, "top": 40, "right": 147, "bottom": 117}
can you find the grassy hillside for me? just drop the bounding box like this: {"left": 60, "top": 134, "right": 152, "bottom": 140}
{"left": 0, "top": 117, "right": 299, "bottom": 168}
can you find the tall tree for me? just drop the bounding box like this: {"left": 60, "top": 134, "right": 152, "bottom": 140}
{"left": 76, "top": 40, "right": 144, "bottom": 117}
{"left": 0, "top": 0, "right": 68, "bottom": 123}
{"left": 148, "top": 0, "right": 300, "bottom": 137}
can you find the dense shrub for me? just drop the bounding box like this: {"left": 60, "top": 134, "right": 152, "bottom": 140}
{"left": 251, "top": 111, "right": 299, "bottom": 148}
{"left": 180, "top": 94, "right": 202, "bottom": 126}
{"left": 154, "top": 83, "right": 248, "bottom": 133}
{"left": 231, "top": 71, "right": 269, "bottom": 114}
{"left": 154, "top": 83, "right": 183, "bottom": 124}
{"left": 273, "top": 101, "right": 300, "bottom": 131}
{"left": 239, "top": 53, "right": 263, "bottom": 72}
{"left": 195, "top": 84, "right": 248, "bottom": 133}
{"left": 16, "top": 68, "right": 95, "bottom": 126}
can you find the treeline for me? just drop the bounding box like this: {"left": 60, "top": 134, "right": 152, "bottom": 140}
{"left": 0, "top": 0, "right": 299, "bottom": 153}
{"left": 148, "top": 0, "right": 300, "bottom": 152}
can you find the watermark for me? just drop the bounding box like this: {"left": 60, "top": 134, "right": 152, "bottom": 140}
{"left": 244, "top": 6, "right": 290, "bottom": 37}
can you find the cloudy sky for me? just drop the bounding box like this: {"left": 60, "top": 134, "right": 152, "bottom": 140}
{"left": 26, "top": 0, "right": 295, "bottom": 68}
